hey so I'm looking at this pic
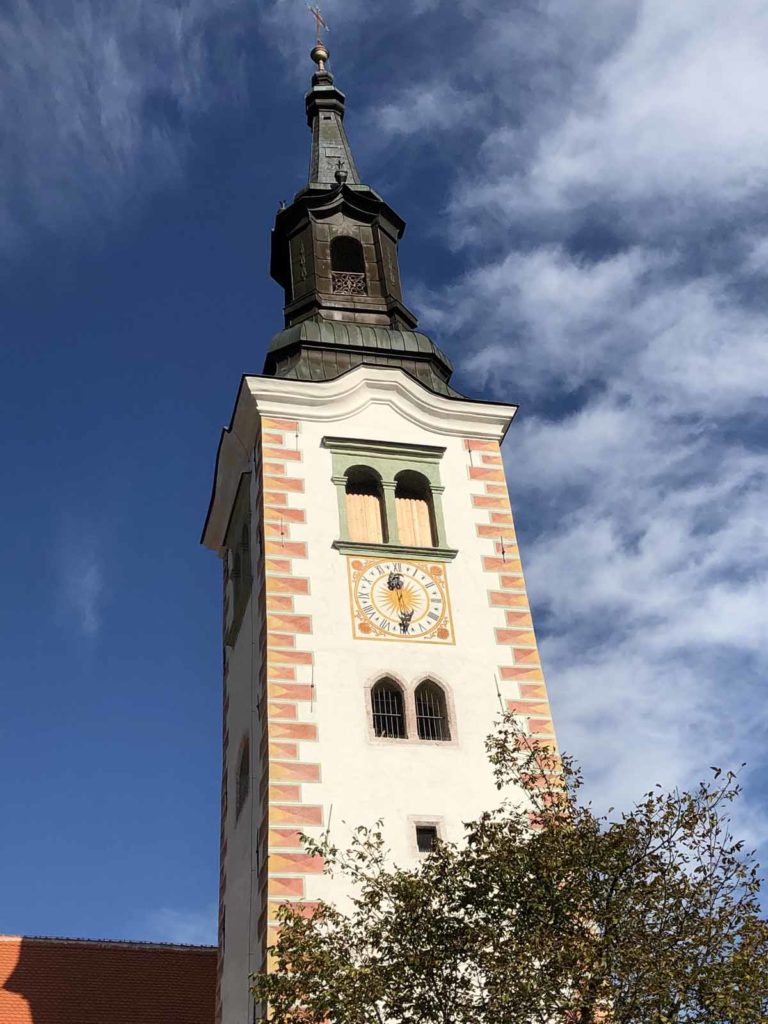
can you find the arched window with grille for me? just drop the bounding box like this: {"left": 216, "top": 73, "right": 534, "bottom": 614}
{"left": 345, "top": 466, "right": 386, "bottom": 543}
{"left": 395, "top": 470, "right": 436, "bottom": 547}
{"left": 235, "top": 737, "right": 250, "bottom": 819}
{"left": 371, "top": 678, "right": 406, "bottom": 738}
{"left": 415, "top": 681, "right": 450, "bottom": 741}
{"left": 331, "top": 235, "right": 366, "bottom": 295}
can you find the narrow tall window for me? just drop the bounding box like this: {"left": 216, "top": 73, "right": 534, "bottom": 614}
{"left": 225, "top": 474, "right": 253, "bottom": 646}
{"left": 237, "top": 519, "right": 251, "bottom": 578}
{"left": 415, "top": 681, "right": 450, "bottom": 741}
{"left": 236, "top": 738, "right": 250, "bottom": 818}
{"left": 371, "top": 679, "right": 406, "bottom": 738}
{"left": 230, "top": 516, "right": 252, "bottom": 624}
{"left": 346, "top": 466, "right": 385, "bottom": 543}
{"left": 331, "top": 236, "right": 366, "bottom": 295}
{"left": 395, "top": 470, "right": 436, "bottom": 547}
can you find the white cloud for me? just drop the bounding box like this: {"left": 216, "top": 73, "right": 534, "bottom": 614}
{"left": 565, "top": 0, "right": 768, "bottom": 204}
{"left": 402, "top": 0, "right": 768, "bottom": 831}
{"left": 0, "top": 0, "right": 252, "bottom": 256}
{"left": 371, "top": 83, "right": 482, "bottom": 140}
{"left": 504, "top": 390, "right": 768, "bottom": 841}
{"left": 447, "top": 1, "right": 768, "bottom": 244}
{"left": 0, "top": 0, "right": 465, "bottom": 254}
{"left": 58, "top": 541, "right": 105, "bottom": 639}
{"left": 744, "top": 235, "right": 768, "bottom": 275}
{"left": 437, "top": 244, "right": 768, "bottom": 815}
{"left": 142, "top": 904, "right": 217, "bottom": 946}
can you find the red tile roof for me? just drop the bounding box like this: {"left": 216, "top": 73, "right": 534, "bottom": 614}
{"left": 0, "top": 935, "right": 216, "bottom": 1024}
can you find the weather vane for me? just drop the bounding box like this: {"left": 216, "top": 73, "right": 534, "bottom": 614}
{"left": 308, "top": 5, "right": 329, "bottom": 45}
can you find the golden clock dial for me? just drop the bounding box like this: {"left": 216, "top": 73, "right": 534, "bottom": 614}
{"left": 348, "top": 558, "right": 454, "bottom": 643}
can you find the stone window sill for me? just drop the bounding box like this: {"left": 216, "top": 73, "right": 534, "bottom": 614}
{"left": 332, "top": 539, "right": 458, "bottom": 562}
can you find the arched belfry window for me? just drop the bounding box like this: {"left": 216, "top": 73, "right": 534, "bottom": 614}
{"left": 415, "top": 681, "right": 450, "bottom": 741}
{"left": 395, "top": 470, "right": 437, "bottom": 548}
{"left": 371, "top": 679, "right": 406, "bottom": 738}
{"left": 324, "top": 436, "right": 454, "bottom": 558}
{"left": 345, "top": 466, "right": 386, "bottom": 544}
{"left": 331, "top": 236, "right": 367, "bottom": 295}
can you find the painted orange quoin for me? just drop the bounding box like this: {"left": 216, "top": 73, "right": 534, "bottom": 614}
{"left": 464, "top": 438, "right": 557, "bottom": 747}
{"left": 259, "top": 417, "right": 323, "bottom": 958}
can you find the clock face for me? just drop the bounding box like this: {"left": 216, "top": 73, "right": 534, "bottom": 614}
{"left": 348, "top": 557, "right": 454, "bottom": 643}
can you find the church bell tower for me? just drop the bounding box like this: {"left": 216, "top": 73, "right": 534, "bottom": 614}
{"left": 202, "top": 40, "right": 557, "bottom": 1024}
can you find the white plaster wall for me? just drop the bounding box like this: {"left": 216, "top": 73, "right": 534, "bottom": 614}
{"left": 220, "top": 585, "right": 264, "bottom": 1024}
{"left": 252, "top": 372, "right": 520, "bottom": 908}
{"left": 208, "top": 367, "right": 528, "bottom": 1017}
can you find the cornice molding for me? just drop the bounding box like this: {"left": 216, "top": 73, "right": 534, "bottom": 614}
{"left": 202, "top": 366, "right": 517, "bottom": 553}
{"left": 274, "top": 184, "right": 403, "bottom": 237}
{"left": 322, "top": 436, "right": 446, "bottom": 462}
{"left": 244, "top": 365, "right": 517, "bottom": 439}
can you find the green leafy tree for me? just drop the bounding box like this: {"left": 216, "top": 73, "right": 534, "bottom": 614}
{"left": 252, "top": 714, "right": 768, "bottom": 1023}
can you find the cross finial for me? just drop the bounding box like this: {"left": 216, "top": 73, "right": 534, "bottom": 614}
{"left": 308, "top": 5, "right": 329, "bottom": 45}
{"left": 308, "top": 5, "right": 330, "bottom": 72}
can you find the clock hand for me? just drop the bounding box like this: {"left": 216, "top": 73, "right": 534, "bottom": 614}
{"left": 398, "top": 608, "right": 414, "bottom": 634}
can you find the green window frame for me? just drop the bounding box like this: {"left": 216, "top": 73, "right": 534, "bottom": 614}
{"left": 323, "top": 437, "right": 457, "bottom": 561}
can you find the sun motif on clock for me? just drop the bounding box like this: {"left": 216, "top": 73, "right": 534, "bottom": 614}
{"left": 347, "top": 558, "right": 454, "bottom": 643}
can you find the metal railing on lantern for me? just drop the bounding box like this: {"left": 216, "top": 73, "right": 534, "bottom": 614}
{"left": 331, "top": 270, "right": 367, "bottom": 294}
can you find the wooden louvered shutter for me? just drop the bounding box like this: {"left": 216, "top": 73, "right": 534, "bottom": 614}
{"left": 395, "top": 496, "right": 433, "bottom": 547}
{"left": 346, "top": 491, "right": 384, "bottom": 543}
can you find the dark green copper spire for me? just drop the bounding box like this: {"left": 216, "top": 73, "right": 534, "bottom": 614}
{"left": 264, "top": 43, "right": 460, "bottom": 398}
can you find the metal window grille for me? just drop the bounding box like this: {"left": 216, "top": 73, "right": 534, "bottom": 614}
{"left": 332, "top": 270, "right": 367, "bottom": 295}
{"left": 372, "top": 684, "right": 406, "bottom": 738}
{"left": 415, "top": 684, "right": 449, "bottom": 741}
{"left": 416, "top": 825, "right": 438, "bottom": 853}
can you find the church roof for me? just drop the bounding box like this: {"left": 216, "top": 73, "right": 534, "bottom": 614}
{"left": 264, "top": 319, "right": 462, "bottom": 397}
{"left": 0, "top": 935, "right": 216, "bottom": 1024}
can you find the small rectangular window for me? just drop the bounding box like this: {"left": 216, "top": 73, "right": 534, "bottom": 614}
{"left": 416, "top": 825, "right": 438, "bottom": 853}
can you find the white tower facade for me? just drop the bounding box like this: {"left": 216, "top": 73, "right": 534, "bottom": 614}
{"left": 202, "top": 44, "right": 557, "bottom": 1024}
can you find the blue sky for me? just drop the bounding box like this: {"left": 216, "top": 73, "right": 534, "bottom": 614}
{"left": 1, "top": 0, "right": 766, "bottom": 944}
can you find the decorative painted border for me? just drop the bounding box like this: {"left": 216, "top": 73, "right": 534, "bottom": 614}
{"left": 257, "top": 417, "right": 324, "bottom": 967}
{"left": 465, "top": 439, "right": 557, "bottom": 748}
